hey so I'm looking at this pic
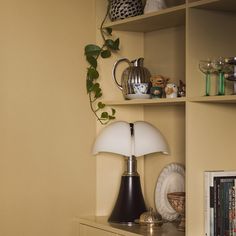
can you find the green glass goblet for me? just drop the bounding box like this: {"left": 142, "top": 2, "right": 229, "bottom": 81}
{"left": 199, "top": 60, "right": 214, "bottom": 96}
{"left": 212, "top": 57, "right": 232, "bottom": 96}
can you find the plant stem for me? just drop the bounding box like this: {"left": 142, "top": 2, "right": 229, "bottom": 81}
{"left": 100, "top": 1, "right": 110, "bottom": 41}
{"left": 86, "top": 1, "right": 117, "bottom": 125}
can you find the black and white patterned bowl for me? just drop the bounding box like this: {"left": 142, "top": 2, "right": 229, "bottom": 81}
{"left": 109, "top": 0, "right": 143, "bottom": 21}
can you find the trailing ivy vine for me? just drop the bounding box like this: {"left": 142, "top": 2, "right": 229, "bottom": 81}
{"left": 85, "top": 1, "right": 120, "bottom": 125}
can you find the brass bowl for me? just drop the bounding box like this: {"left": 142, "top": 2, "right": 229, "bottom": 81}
{"left": 167, "top": 192, "right": 185, "bottom": 231}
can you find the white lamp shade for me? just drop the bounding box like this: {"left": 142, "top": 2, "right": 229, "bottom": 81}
{"left": 93, "top": 121, "right": 132, "bottom": 156}
{"left": 133, "top": 121, "right": 169, "bottom": 156}
{"left": 93, "top": 121, "right": 169, "bottom": 157}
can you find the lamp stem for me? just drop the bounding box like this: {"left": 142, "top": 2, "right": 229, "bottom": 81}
{"left": 123, "top": 156, "right": 139, "bottom": 176}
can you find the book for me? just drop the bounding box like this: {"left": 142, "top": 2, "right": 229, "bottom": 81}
{"left": 214, "top": 178, "right": 235, "bottom": 236}
{"left": 204, "top": 171, "right": 236, "bottom": 236}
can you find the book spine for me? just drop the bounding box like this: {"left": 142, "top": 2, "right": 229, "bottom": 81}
{"left": 229, "top": 186, "right": 234, "bottom": 236}
{"left": 205, "top": 172, "right": 211, "bottom": 236}
{"left": 217, "top": 179, "right": 235, "bottom": 236}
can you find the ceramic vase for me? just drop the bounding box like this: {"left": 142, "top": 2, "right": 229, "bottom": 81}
{"left": 109, "top": 0, "right": 143, "bottom": 21}
{"left": 144, "top": 0, "right": 167, "bottom": 14}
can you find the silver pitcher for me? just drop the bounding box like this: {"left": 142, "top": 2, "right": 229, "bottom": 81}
{"left": 112, "top": 58, "right": 151, "bottom": 99}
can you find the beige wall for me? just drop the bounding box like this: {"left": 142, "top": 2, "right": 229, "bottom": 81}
{"left": 0, "top": 1, "right": 96, "bottom": 236}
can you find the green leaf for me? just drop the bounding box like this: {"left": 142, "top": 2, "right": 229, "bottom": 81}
{"left": 86, "top": 79, "right": 93, "bottom": 93}
{"left": 111, "top": 108, "right": 116, "bottom": 116}
{"left": 105, "top": 27, "right": 112, "bottom": 35}
{"left": 108, "top": 116, "right": 115, "bottom": 120}
{"left": 101, "top": 50, "right": 111, "bottom": 58}
{"left": 98, "top": 102, "right": 105, "bottom": 109}
{"left": 86, "top": 56, "right": 97, "bottom": 68}
{"left": 87, "top": 68, "right": 99, "bottom": 80}
{"left": 113, "top": 38, "right": 120, "bottom": 50}
{"left": 95, "top": 90, "right": 102, "bottom": 99}
{"left": 92, "top": 83, "right": 100, "bottom": 91}
{"left": 105, "top": 39, "right": 115, "bottom": 50}
{"left": 85, "top": 44, "right": 101, "bottom": 56}
{"left": 101, "top": 112, "right": 108, "bottom": 119}
{"left": 105, "top": 39, "right": 120, "bottom": 50}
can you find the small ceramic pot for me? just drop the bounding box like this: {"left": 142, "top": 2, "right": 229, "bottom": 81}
{"left": 133, "top": 83, "right": 149, "bottom": 94}
{"left": 144, "top": 0, "right": 167, "bottom": 14}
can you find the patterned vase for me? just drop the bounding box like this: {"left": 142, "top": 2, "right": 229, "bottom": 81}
{"left": 109, "top": 0, "right": 143, "bottom": 21}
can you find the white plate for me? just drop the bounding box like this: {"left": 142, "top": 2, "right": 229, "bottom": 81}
{"left": 155, "top": 163, "right": 185, "bottom": 221}
{"left": 125, "top": 94, "right": 151, "bottom": 100}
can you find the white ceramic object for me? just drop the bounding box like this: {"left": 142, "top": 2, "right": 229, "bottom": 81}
{"left": 133, "top": 83, "right": 149, "bottom": 94}
{"left": 125, "top": 94, "right": 151, "bottom": 100}
{"left": 165, "top": 83, "right": 178, "bottom": 98}
{"left": 144, "top": 0, "right": 167, "bottom": 14}
{"left": 155, "top": 163, "right": 185, "bottom": 221}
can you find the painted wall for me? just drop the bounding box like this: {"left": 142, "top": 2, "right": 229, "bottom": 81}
{"left": 0, "top": 1, "right": 96, "bottom": 236}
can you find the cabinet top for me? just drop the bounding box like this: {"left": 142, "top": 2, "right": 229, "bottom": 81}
{"left": 77, "top": 216, "right": 185, "bottom": 236}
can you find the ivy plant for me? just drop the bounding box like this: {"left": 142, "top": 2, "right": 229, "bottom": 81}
{"left": 85, "top": 2, "right": 119, "bottom": 125}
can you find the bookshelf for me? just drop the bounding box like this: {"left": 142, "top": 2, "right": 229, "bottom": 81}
{"left": 81, "top": 1, "right": 236, "bottom": 236}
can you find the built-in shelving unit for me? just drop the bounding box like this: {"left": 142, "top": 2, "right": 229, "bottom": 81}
{"left": 86, "top": 1, "right": 236, "bottom": 236}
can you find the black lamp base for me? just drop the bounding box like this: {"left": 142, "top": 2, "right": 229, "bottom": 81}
{"left": 108, "top": 175, "right": 146, "bottom": 224}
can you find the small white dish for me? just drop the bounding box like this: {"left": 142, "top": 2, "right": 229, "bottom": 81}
{"left": 125, "top": 94, "right": 151, "bottom": 100}
{"left": 155, "top": 163, "right": 185, "bottom": 221}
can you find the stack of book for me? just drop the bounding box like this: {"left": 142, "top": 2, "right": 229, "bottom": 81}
{"left": 205, "top": 171, "right": 236, "bottom": 236}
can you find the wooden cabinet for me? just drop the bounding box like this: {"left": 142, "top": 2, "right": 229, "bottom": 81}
{"left": 93, "top": 1, "right": 236, "bottom": 236}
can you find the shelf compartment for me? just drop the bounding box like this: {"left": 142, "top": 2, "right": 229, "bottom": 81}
{"left": 104, "top": 97, "right": 186, "bottom": 106}
{"left": 104, "top": 4, "right": 186, "bottom": 32}
{"left": 188, "top": 0, "right": 236, "bottom": 12}
{"left": 189, "top": 95, "right": 236, "bottom": 103}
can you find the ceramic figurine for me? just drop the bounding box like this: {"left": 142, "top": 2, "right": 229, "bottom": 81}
{"left": 178, "top": 80, "right": 186, "bottom": 97}
{"left": 150, "top": 86, "right": 163, "bottom": 98}
{"left": 150, "top": 75, "right": 169, "bottom": 98}
{"left": 144, "top": 0, "right": 167, "bottom": 14}
{"left": 165, "top": 83, "right": 178, "bottom": 98}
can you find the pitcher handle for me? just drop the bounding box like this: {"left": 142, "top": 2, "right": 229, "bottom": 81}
{"left": 112, "top": 58, "right": 131, "bottom": 91}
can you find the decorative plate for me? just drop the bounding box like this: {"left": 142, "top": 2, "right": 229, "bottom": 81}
{"left": 155, "top": 163, "right": 185, "bottom": 221}
{"left": 125, "top": 94, "right": 151, "bottom": 100}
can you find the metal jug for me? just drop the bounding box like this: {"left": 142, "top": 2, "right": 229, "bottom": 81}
{"left": 112, "top": 58, "right": 151, "bottom": 99}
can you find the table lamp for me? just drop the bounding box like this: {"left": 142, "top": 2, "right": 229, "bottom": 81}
{"left": 93, "top": 121, "right": 169, "bottom": 224}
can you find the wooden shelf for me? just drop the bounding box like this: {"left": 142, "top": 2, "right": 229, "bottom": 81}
{"left": 104, "top": 4, "right": 186, "bottom": 32}
{"left": 77, "top": 216, "right": 185, "bottom": 236}
{"left": 104, "top": 97, "right": 186, "bottom": 106}
{"left": 104, "top": 95, "right": 236, "bottom": 106}
{"left": 189, "top": 95, "right": 236, "bottom": 103}
{"left": 188, "top": 0, "right": 236, "bottom": 12}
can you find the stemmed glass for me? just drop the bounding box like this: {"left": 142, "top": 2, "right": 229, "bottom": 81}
{"left": 199, "top": 60, "right": 214, "bottom": 96}
{"left": 212, "top": 57, "right": 233, "bottom": 96}
{"left": 225, "top": 57, "right": 236, "bottom": 95}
